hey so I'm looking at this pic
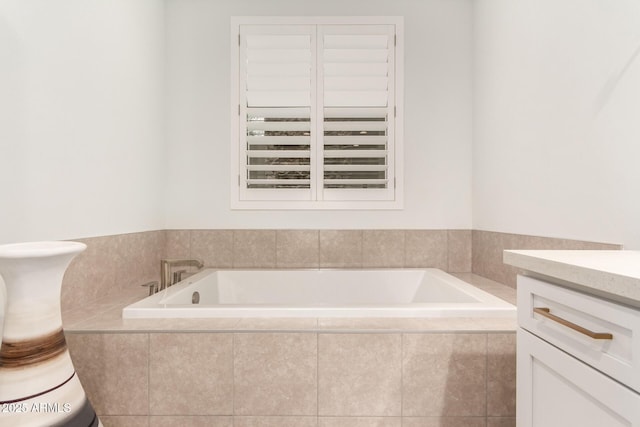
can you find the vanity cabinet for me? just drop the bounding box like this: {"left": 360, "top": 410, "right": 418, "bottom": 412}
{"left": 516, "top": 275, "right": 640, "bottom": 427}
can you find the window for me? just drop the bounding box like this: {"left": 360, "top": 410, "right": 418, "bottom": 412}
{"left": 230, "top": 17, "right": 403, "bottom": 209}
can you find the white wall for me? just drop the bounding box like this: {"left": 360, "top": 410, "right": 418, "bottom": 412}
{"left": 164, "top": 0, "right": 474, "bottom": 229}
{"left": 473, "top": 0, "right": 640, "bottom": 249}
{"left": 7, "top": 0, "right": 633, "bottom": 247}
{"left": 0, "top": 0, "right": 165, "bottom": 244}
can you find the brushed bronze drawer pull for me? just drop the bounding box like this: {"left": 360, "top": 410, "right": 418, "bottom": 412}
{"left": 533, "top": 307, "right": 613, "bottom": 340}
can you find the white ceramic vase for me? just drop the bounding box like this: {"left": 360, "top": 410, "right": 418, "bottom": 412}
{"left": 0, "top": 241, "right": 101, "bottom": 427}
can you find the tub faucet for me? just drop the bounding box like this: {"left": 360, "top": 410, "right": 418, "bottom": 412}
{"left": 141, "top": 280, "right": 159, "bottom": 296}
{"left": 160, "top": 259, "right": 204, "bottom": 291}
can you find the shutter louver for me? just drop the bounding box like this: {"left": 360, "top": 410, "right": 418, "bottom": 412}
{"left": 320, "top": 30, "right": 394, "bottom": 196}
{"left": 241, "top": 29, "right": 315, "bottom": 195}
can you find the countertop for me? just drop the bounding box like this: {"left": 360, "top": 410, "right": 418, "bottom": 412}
{"left": 503, "top": 250, "right": 640, "bottom": 307}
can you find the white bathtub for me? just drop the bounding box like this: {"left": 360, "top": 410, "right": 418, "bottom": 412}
{"left": 122, "top": 268, "right": 515, "bottom": 318}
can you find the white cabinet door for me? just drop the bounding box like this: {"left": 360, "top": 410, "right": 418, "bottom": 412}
{"left": 518, "top": 328, "right": 640, "bottom": 427}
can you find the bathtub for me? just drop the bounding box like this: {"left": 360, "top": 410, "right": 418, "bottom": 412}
{"left": 122, "top": 268, "right": 515, "bottom": 318}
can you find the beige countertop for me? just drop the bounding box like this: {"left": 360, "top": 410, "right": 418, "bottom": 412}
{"left": 504, "top": 250, "right": 640, "bottom": 307}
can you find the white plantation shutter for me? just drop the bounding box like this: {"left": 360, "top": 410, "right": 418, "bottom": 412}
{"left": 240, "top": 26, "right": 316, "bottom": 201}
{"left": 233, "top": 18, "right": 402, "bottom": 209}
{"left": 319, "top": 26, "right": 395, "bottom": 201}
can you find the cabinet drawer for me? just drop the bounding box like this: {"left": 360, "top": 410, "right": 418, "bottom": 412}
{"left": 518, "top": 275, "right": 640, "bottom": 392}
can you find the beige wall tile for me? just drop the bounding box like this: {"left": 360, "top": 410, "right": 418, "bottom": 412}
{"left": 234, "top": 416, "right": 318, "bottom": 427}
{"left": 319, "top": 417, "right": 401, "bottom": 427}
{"left": 63, "top": 231, "right": 164, "bottom": 315}
{"left": 63, "top": 235, "right": 117, "bottom": 312}
{"left": 146, "top": 231, "right": 166, "bottom": 283}
{"left": 405, "top": 230, "right": 448, "bottom": 270}
{"left": 487, "top": 334, "right": 516, "bottom": 417}
{"left": 402, "top": 417, "right": 486, "bottom": 427}
{"left": 319, "top": 230, "right": 363, "bottom": 268}
{"left": 471, "top": 230, "right": 507, "bottom": 286}
{"left": 447, "top": 230, "right": 472, "bottom": 272}
{"left": 487, "top": 417, "right": 516, "bottom": 427}
{"left": 276, "top": 230, "right": 319, "bottom": 268}
{"left": 234, "top": 333, "right": 317, "bottom": 415}
{"left": 362, "top": 230, "right": 405, "bottom": 268}
{"left": 472, "top": 230, "right": 622, "bottom": 287}
{"left": 318, "top": 333, "right": 402, "bottom": 416}
{"left": 568, "top": 239, "right": 621, "bottom": 250}
{"left": 501, "top": 233, "right": 537, "bottom": 287}
{"left": 191, "top": 230, "right": 233, "bottom": 268}
{"left": 149, "top": 333, "right": 233, "bottom": 415}
{"left": 100, "top": 416, "right": 149, "bottom": 427}
{"left": 402, "top": 334, "right": 486, "bottom": 417}
{"left": 233, "top": 230, "right": 276, "bottom": 268}
{"left": 149, "top": 416, "right": 233, "bottom": 427}
{"left": 67, "top": 333, "right": 149, "bottom": 415}
{"left": 114, "top": 231, "right": 164, "bottom": 292}
{"left": 112, "top": 233, "right": 143, "bottom": 290}
{"left": 61, "top": 228, "right": 623, "bottom": 317}
{"left": 165, "top": 230, "right": 191, "bottom": 259}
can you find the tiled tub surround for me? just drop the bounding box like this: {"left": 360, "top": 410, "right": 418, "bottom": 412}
{"left": 62, "top": 229, "right": 471, "bottom": 315}
{"left": 66, "top": 330, "right": 516, "bottom": 427}
{"left": 166, "top": 229, "right": 471, "bottom": 271}
{"left": 62, "top": 271, "right": 516, "bottom": 427}
{"left": 56, "top": 228, "right": 615, "bottom": 427}
{"left": 61, "top": 230, "right": 166, "bottom": 316}
{"left": 471, "top": 230, "right": 622, "bottom": 288}
{"left": 61, "top": 228, "right": 620, "bottom": 315}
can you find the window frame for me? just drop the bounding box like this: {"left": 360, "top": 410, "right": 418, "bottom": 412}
{"left": 230, "top": 16, "right": 404, "bottom": 210}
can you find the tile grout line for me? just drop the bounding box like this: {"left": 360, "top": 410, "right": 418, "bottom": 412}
{"left": 446, "top": 230, "right": 450, "bottom": 273}
{"left": 316, "top": 230, "right": 320, "bottom": 269}
{"left": 231, "top": 230, "right": 236, "bottom": 269}
{"left": 317, "top": 332, "right": 320, "bottom": 423}
{"left": 401, "top": 229, "right": 406, "bottom": 269}
{"left": 274, "top": 230, "right": 277, "bottom": 268}
{"left": 147, "top": 332, "right": 151, "bottom": 423}
{"left": 485, "top": 333, "right": 489, "bottom": 426}
{"left": 274, "top": 229, "right": 279, "bottom": 268}
{"left": 359, "top": 230, "right": 364, "bottom": 268}
{"left": 465, "top": 230, "right": 472, "bottom": 271}
{"left": 400, "top": 332, "right": 404, "bottom": 419}
{"left": 232, "top": 332, "right": 236, "bottom": 421}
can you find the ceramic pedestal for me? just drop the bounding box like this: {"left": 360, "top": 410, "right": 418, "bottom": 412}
{"left": 0, "top": 241, "right": 101, "bottom": 427}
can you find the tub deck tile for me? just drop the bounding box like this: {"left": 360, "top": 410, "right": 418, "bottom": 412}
{"left": 316, "top": 317, "right": 516, "bottom": 333}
